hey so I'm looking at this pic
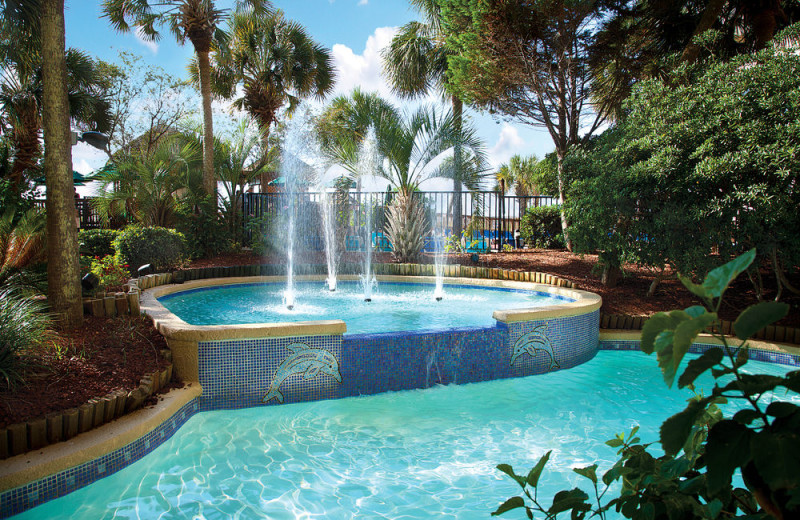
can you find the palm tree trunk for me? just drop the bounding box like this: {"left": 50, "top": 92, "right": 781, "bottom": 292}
{"left": 197, "top": 49, "right": 216, "bottom": 200}
{"left": 452, "top": 95, "right": 463, "bottom": 238}
{"left": 41, "top": 0, "right": 82, "bottom": 328}
{"left": 259, "top": 124, "right": 272, "bottom": 191}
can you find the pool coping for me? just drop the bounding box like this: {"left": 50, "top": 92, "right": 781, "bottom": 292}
{"left": 2, "top": 332, "right": 797, "bottom": 517}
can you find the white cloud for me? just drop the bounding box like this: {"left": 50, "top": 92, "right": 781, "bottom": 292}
{"left": 330, "top": 26, "right": 398, "bottom": 99}
{"left": 358, "top": 0, "right": 369, "bottom": 5}
{"left": 134, "top": 27, "right": 159, "bottom": 54}
{"left": 489, "top": 124, "right": 525, "bottom": 168}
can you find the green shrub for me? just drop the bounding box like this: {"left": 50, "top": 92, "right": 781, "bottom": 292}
{"left": 0, "top": 287, "right": 50, "bottom": 389}
{"left": 78, "top": 229, "right": 120, "bottom": 257}
{"left": 90, "top": 254, "right": 130, "bottom": 291}
{"left": 245, "top": 214, "right": 279, "bottom": 256}
{"left": 520, "top": 205, "right": 564, "bottom": 249}
{"left": 176, "top": 197, "right": 231, "bottom": 259}
{"left": 113, "top": 225, "right": 187, "bottom": 274}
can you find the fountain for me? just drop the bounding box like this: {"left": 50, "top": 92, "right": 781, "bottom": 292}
{"left": 432, "top": 227, "right": 446, "bottom": 301}
{"left": 357, "top": 128, "right": 379, "bottom": 302}
{"left": 321, "top": 191, "right": 337, "bottom": 291}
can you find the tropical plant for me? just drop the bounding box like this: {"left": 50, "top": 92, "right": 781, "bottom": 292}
{"left": 382, "top": 0, "right": 469, "bottom": 236}
{"left": 216, "top": 118, "right": 273, "bottom": 244}
{"left": 0, "top": 286, "right": 50, "bottom": 389}
{"left": 0, "top": 205, "right": 46, "bottom": 289}
{"left": 102, "top": 0, "right": 270, "bottom": 197}
{"left": 89, "top": 254, "right": 129, "bottom": 291}
{"left": 78, "top": 228, "right": 120, "bottom": 258}
{"left": 206, "top": 7, "right": 333, "bottom": 187}
{"left": 519, "top": 206, "right": 564, "bottom": 250}
{"left": 317, "top": 89, "right": 488, "bottom": 262}
{"left": 94, "top": 137, "right": 201, "bottom": 228}
{"left": 492, "top": 250, "right": 798, "bottom": 519}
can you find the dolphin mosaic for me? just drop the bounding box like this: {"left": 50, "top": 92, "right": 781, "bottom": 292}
{"left": 510, "top": 325, "right": 560, "bottom": 370}
{"left": 262, "top": 342, "right": 342, "bottom": 403}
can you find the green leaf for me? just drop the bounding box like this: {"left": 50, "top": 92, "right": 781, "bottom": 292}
{"left": 679, "top": 274, "right": 710, "bottom": 299}
{"left": 678, "top": 348, "right": 723, "bottom": 388}
{"left": 602, "top": 461, "right": 627, "bottom": 486}
{"left": 547, "top": 488, "right": 590, "bottom": 515}
{"left": 668, "top": 313, "right": 718, "bottom": 387}
{"left": 705, "top": 420, "right": 753, "bottom": 494}
{"left": 492, "top": 496, "right": 526, "bottom": 516}
{"left": 732, "top": 409, "right": 762, "bottom": 425}
{"left": 572, "top": 464, "right": 598, "bottom": 485}
{"left": 641, "top": 312, "right": 676, "bottom": 354}
{"left": 496, "top": 464, "right": 525, "bottom": 488}
{"left": 660, "top": 399, "right": 710, "bottom": 456}
{"left": 679, "top": 475, "right": 706, "bottom": 494}
{"left": 702, "top": 249, "right": 755, "bottom": 299}
{"left": 526, "top": 451, "right": 552, "bottom": 487}
{"left": 751, "top": 432, "right": 800, "bottom": 490}
{"left": 734, "top": 302, "right": 789, "bottom": 340}
{"left": 705, "top": 498, "right": 723, "bottom": 519}
{"left": 605, "top": 438, "right": 624, "bottom": 448}
{"left": 766, "top": 402, "right": 799, "bottom": 418}
{"left": 685, "top": 305, "right": 706, "bottom": 318}
{"left": 720, "top": 374, "right": 783, "bottom": 396}
{"left": 782, "top": 371, "right": 800, "bottom": 393}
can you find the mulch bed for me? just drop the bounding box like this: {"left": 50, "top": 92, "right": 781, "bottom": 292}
{"left": 0, "top": 316, "right": 172, "bottom": 428}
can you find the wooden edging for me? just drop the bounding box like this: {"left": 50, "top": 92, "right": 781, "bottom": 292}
{"left": 0, "top": 353, "right": 173, "bottom": 460}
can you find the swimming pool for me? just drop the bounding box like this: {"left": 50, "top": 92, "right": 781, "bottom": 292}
{"left": 12, "top": 350, "right": 798, "bottom": 519}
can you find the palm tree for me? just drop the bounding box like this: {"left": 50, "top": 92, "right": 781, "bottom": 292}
{"left": 95, "top": 137, "right": 201, "bottom": 228}
{"left": 0, "top": 46, "right": 111, "bottom": 191}
{"left": 382, "top": 0, "right": 469, "bottom": 236}
{"left": 102, "top": 0, "right": 270, "bottom": 198}
{"left": 208, "top": 8, "right": 334, "bottom": 189}
{"left": 318, "top": 90, "right": 488, "bottom": 262}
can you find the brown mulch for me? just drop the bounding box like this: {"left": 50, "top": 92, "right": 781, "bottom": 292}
{"left": 187, "top": 249, "right": 800, "bottom": 327}
{"left": 0, "top": 315, "right": 173, "bottom": 428}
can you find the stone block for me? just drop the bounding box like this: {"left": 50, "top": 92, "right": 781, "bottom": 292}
{"left": 103, "top": 295, "right": 116, "bottom": 317}
{"left": 103, "top": 395, "right": 116, "bottom": 423}
{"left": 90, "top": 398, "right": 105, "bottom": 428}
{"left": 8, "top": 423, "right": 27, "bottom": 456}
{"left": 125, "top": 387, "right": 147, "bottom": 413}
{"left": 128, "top": 290, "right": 140, "bottom": 316}
{"left": 63, "top": 408, "right": 79, "bottom": 439}
{"left": 0, "top": 428, "right": 8, "bottom": 459}
{"left": 46, "top": 413, "right": 63, "bottom": 444}
{"left": 115, "top": 293, "right": 129, "bottom": 315}
{"left": 78, "top": 403, "right": 94, "bottom": 433}
{"left": 27, "top": 417, "right": 47, "bottom": 450}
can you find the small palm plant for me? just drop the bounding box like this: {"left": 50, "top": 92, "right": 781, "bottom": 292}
{"left": 317, "top": 89, "right": 488, "bottom": 262}
{"left": 0, "top": 287, "right": 50, "bottom": 389}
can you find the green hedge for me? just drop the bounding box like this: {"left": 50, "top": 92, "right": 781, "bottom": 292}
{"left": 520, "top": 205, "right": 565, "bottom": 249}
{"left": 113, "top": 226, "right": 187, "bottom": 274}
{"left": 78, "top": 229, "right": 120, "bottom": 257}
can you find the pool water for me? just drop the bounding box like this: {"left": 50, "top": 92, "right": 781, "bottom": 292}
{"left": 17, "top": 351, "right": 797, "bottom": 519}
{"left": 158, "top": 281, "right": 573, "bottom": 334}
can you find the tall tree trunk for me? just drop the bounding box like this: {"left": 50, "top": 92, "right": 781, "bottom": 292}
{"left": 452, "top": 95, "right": 463, "bottom": 238}
{"left": 259, "top": 125, "right": 272, "bottom": 192}
{"left": 197, "top": 49, "right": 216, "bottom": 200}
{"left": 41, "top": 0, "right": 82, "bottom": 328}
{"left": 555, "top": 151, "right": 572, "bottom": 251}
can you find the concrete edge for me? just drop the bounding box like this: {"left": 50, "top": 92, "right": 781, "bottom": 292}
{"left": 0, "top": 385, "right": 202, "bottom": 492}
{"left": 599, "top": 330, "right": 800, "bottom": 356}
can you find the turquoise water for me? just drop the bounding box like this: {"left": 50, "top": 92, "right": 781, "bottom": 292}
{"left": 158, "top": 282, "right": 572, "bottom": 334}
{"left": 17, "top": 351, "right": 797, "bottom": 519}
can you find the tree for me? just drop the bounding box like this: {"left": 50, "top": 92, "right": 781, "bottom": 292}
{"left": 439, "top": 0, "right": 612, "bottom": 250}
{"left": 208, "top": 7, "right": 334, "bottom": 189}
{"left": 317, "top": 89, "right": 488, "bottom": 261}
{"left": 382, "top": 0, "right": 469, "bottom": 237}
{"left": 95, "top": 51, "right": 193, "bottom": 157}
{"left": 566, "top": 28, "right": 800, "bottom": 298}
{"left": 102, "top": 0, "right": 270, "bottom": 198}
{"left": 1, "top": 17, "right": 110, "bottom": 192}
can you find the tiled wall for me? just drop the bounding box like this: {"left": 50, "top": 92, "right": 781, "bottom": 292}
{"left": 197, "top": 310, "right": 601, "bottom": 410}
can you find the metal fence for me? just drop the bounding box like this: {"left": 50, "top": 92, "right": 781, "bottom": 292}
{"left": 243, "top": 190, "right": 558, "bottom": 253}
{"left": 33, "top": 198, "right": 104, "bottom": 229}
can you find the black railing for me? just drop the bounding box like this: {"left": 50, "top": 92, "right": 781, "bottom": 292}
{"left": 243, "top": 191, "right": 558, "bottom": 253}
{"left": 33, "top": 198, "right": 104, "bottom": 229}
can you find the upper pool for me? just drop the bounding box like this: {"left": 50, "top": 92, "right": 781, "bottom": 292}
{"left": 158, "top": 281, "right": 575, "bottom": 335}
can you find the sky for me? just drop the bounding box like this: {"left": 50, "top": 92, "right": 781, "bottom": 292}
{"left": 64, "top": 0, "right": 554, "bottom": 193}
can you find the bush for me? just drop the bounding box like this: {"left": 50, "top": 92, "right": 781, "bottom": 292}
{"left": 520, "top": 205, "right": 564, "bottom": 249}
{"left": 113, "top": 225, "right": 187, "bottom": 274}
{"left": 0, "top": 287, "right": 50, "bottom": 389}
{"left": 175, "top": 198, "right": 231, "bottom": 259}
{"left": 90, "top": 254, "right": 129, "bottom": 291}
{"left": 78, "top": 229, "right": 120, "bottom": 257}
{"left": 245, "top": 213, "right": 279, "bottom": 256}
